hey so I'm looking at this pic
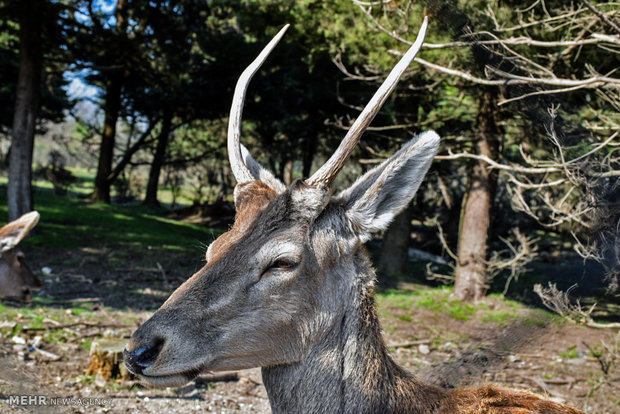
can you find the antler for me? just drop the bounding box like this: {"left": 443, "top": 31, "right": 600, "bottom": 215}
{"left": 228, "top": 25, "right": 290, "bottom": 184}
{"left": 307, "top": 16, "right": 429, "bottom": 187}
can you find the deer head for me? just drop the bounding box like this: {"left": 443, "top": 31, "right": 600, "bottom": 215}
{"left": 0, "top": 211, "right": 42, "bottom": 302}
{"left": 125, "top": 18, "right": 438, "bottom": 388}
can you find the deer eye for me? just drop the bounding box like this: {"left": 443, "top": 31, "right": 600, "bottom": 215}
{"left": 266, "top": 257, "right": 300, "bottom": 273}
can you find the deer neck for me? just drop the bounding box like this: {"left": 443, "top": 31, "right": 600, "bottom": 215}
{"left": 261, "top": 253, "right": 446, "bottom": 414}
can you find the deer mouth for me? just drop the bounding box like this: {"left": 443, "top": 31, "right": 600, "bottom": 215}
{"left": 137, "top": 366, "right": 204, "bottom": 388}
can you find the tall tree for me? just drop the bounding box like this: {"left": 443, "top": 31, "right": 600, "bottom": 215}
{"left": 144, "top": 112, "right": 172, "bottom": 206}
{"left": 6, "top": 0, "right": 43, "bottom": 220}
{"left": 453, "top": 89, "right": 501, "bottom": 300}
{"left": 351, "top": 0, "right": 619, "bottom": 299}
{"left": 130, "top": 0, "right": 244, "bottom": 205}
{"left": 91, "top": 0, "right": 127, "bottom": 203}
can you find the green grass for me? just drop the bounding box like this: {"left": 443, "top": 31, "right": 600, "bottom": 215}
{"left": 448, "top": 303, "right": 476, "bottom": 320}
{"left": 0, "top": 181, "right": 216, "bottom": 253}
{"left": 70, "top": 307, "right": 91, "bottom": 316}
{"left": 560, "top": 345, "right": 580, "bottom": 359}
{"left": 481, "top": 311, "right": 516, "bottom": 325}
{"left": 29, "top": 166, "right": 197, "bottom": 207}
{"left": 376, "top": 285, "right": 556, "bottom": 326}
{"left": 0, "top": 299, "right": 146, "bottom": 347}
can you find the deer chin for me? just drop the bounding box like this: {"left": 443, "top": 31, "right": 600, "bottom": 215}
{"left": 135, "top": 362, "right": 208, "bottom": 388}
{"left": 134, "top": 353, "right": 263, "bottom": 388}
{"left": 137, "top": 371, "right": 198, "bottom": 388}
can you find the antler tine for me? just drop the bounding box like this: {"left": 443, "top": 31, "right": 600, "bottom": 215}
{"left": 307, "top": 16, "right": 429, "bottom": 187}
{"left": 228, "top": 24, "right": 290, "bottom": 184}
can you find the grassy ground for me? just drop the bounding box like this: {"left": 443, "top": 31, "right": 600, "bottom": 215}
{"left": 0, "top": 179, "right": 618, "bottom": 413}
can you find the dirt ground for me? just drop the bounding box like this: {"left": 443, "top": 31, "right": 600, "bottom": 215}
{"left": 1, "top": 244, "right": 618, "bottom": 414}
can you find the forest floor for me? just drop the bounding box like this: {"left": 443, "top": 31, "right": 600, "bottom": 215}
{"left": 1, "top": 247, "right": 618, "bottom": 413}
{"left": 0, "top": 186, "right": 618, "bottom": 413}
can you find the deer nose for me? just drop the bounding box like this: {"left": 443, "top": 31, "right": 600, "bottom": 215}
{"left": 124, "top": 338, "right": 164, "bottom": 375}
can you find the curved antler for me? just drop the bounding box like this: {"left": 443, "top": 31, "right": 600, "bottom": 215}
{"left": 307, "top": 16, "right": 429, "bottom": 187}
{"left": 228, "top": 24, "right": 290, "bottom": 184}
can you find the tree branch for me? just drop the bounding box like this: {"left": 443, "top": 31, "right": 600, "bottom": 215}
{"left": 107, "top": 118, "right": 159, "bottom": 182}
{"left": 422, "top": 34, "right": 620, "bottom": 49}
{"left": 580, "top": 0, "right": 620, "bottom": 35}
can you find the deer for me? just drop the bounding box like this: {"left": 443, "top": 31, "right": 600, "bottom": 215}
{"left": 0, "top": 211, "right": 42, "bottom": 302}
{"left": 125, "top": 18, "right": 583, "bottom": 414}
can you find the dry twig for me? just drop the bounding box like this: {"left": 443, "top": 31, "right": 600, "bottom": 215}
{"left": 534, "top": 283, "right": 620, "bottom": 329}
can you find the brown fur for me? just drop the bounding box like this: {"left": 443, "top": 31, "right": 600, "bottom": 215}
{"left": 162, "top": 182, "right": 278, "bottom": 306}
{"left": 208, "top": 181, "right": 277, "bottom": 262}
{"left": 443, "top": 385, "right": 584, "bottom": 413}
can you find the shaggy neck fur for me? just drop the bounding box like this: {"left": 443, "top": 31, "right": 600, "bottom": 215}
{"left": 261, "top": 250, "right": 446, "bottom": 414}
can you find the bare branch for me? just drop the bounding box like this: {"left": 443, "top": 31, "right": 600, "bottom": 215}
{"left": 331, "top": 54, "right": 384, "bottom": 82}
{"left": 507, "top": 175, "right": 567, "bottom": 189}
{"left": 436, "top": 150, "right": 561, "bottom": 174}
{"left": 487, "top": 66, "right": 620, "bottom": 87}
{"left": 393, "top": 56, "right": 620, "bottom": 97}
{"left": 498, "top": 84, "right": 594, "bottom": 105}
{"left": 422, "top": 34, "right": 620, "bottom": 49}
{"left": 432, "top": 218, "right": 459, "bottom": 262}
{"left": 352, "top": 0, "right": 394, "bottom": 6}
{"left": 491, "top": 7, "right": 589, "bottom": 32}
{"left": 580, "top": 0, "right": 620, "bottom": 35}
{"left": 484, "top": 229, "right": 538, "bottom": 295}
{"left": 436, "top": 130, "right": 619, "bottom": 174}
{"left": 534, "top": 283, "right": 620, "bottom": 329}
{"left": 425, "top": 262, "right": 455, "bottom": 283}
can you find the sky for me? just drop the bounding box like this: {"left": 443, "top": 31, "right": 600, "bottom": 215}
{"left": 95, "top": 0, "right": 116, "bottom": 14}
{"left": 64, "top": 0, "right": 117, "bottom": 104}
{"left": 66, "top": 75, "right": 98, "bottom": 100}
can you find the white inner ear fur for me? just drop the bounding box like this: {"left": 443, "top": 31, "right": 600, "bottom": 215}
{"left": 0, "top": 211, "right": 40, "bottom": 252}
{"left": 336, "top": 131, "right": 440, "bottom": 242}
{"left": 0, "top": 229, "right": 23, "bottom": 252}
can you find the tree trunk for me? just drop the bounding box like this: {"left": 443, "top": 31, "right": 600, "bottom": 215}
{"left": 453, "top": 89, "right": 501, "bottom": 301}
{"left": 283, "top": 160, "right": 294, "bottom": 186}
{"left": 107, "top": 118, "right": 157, "bottom": 183}
{"left": 144, "top": 114, "right": 172, "bottom": 207}
{"left": 7, "top": 0, "right": 43, "bottom": 221}
{"left": 92, "top": 77, "right": 121, "bottom": 203}
{"left": 302, "top": 136, "right": 316, "bottom": 179}
{"left": 378, "top": 203, "right": 413, "bottom": 281}
{"left": 91, "top": 0, "right": 126, "bottom": 204}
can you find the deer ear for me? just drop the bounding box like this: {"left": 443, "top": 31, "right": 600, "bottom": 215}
{"left": 336, "top": 131, "right": 439, "bottom": 242}
{"left": 238, "top": 144, "right": 286, "bottom": 193}
{"left": 0, "top": 211, "right": 40, "bottom": 252}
